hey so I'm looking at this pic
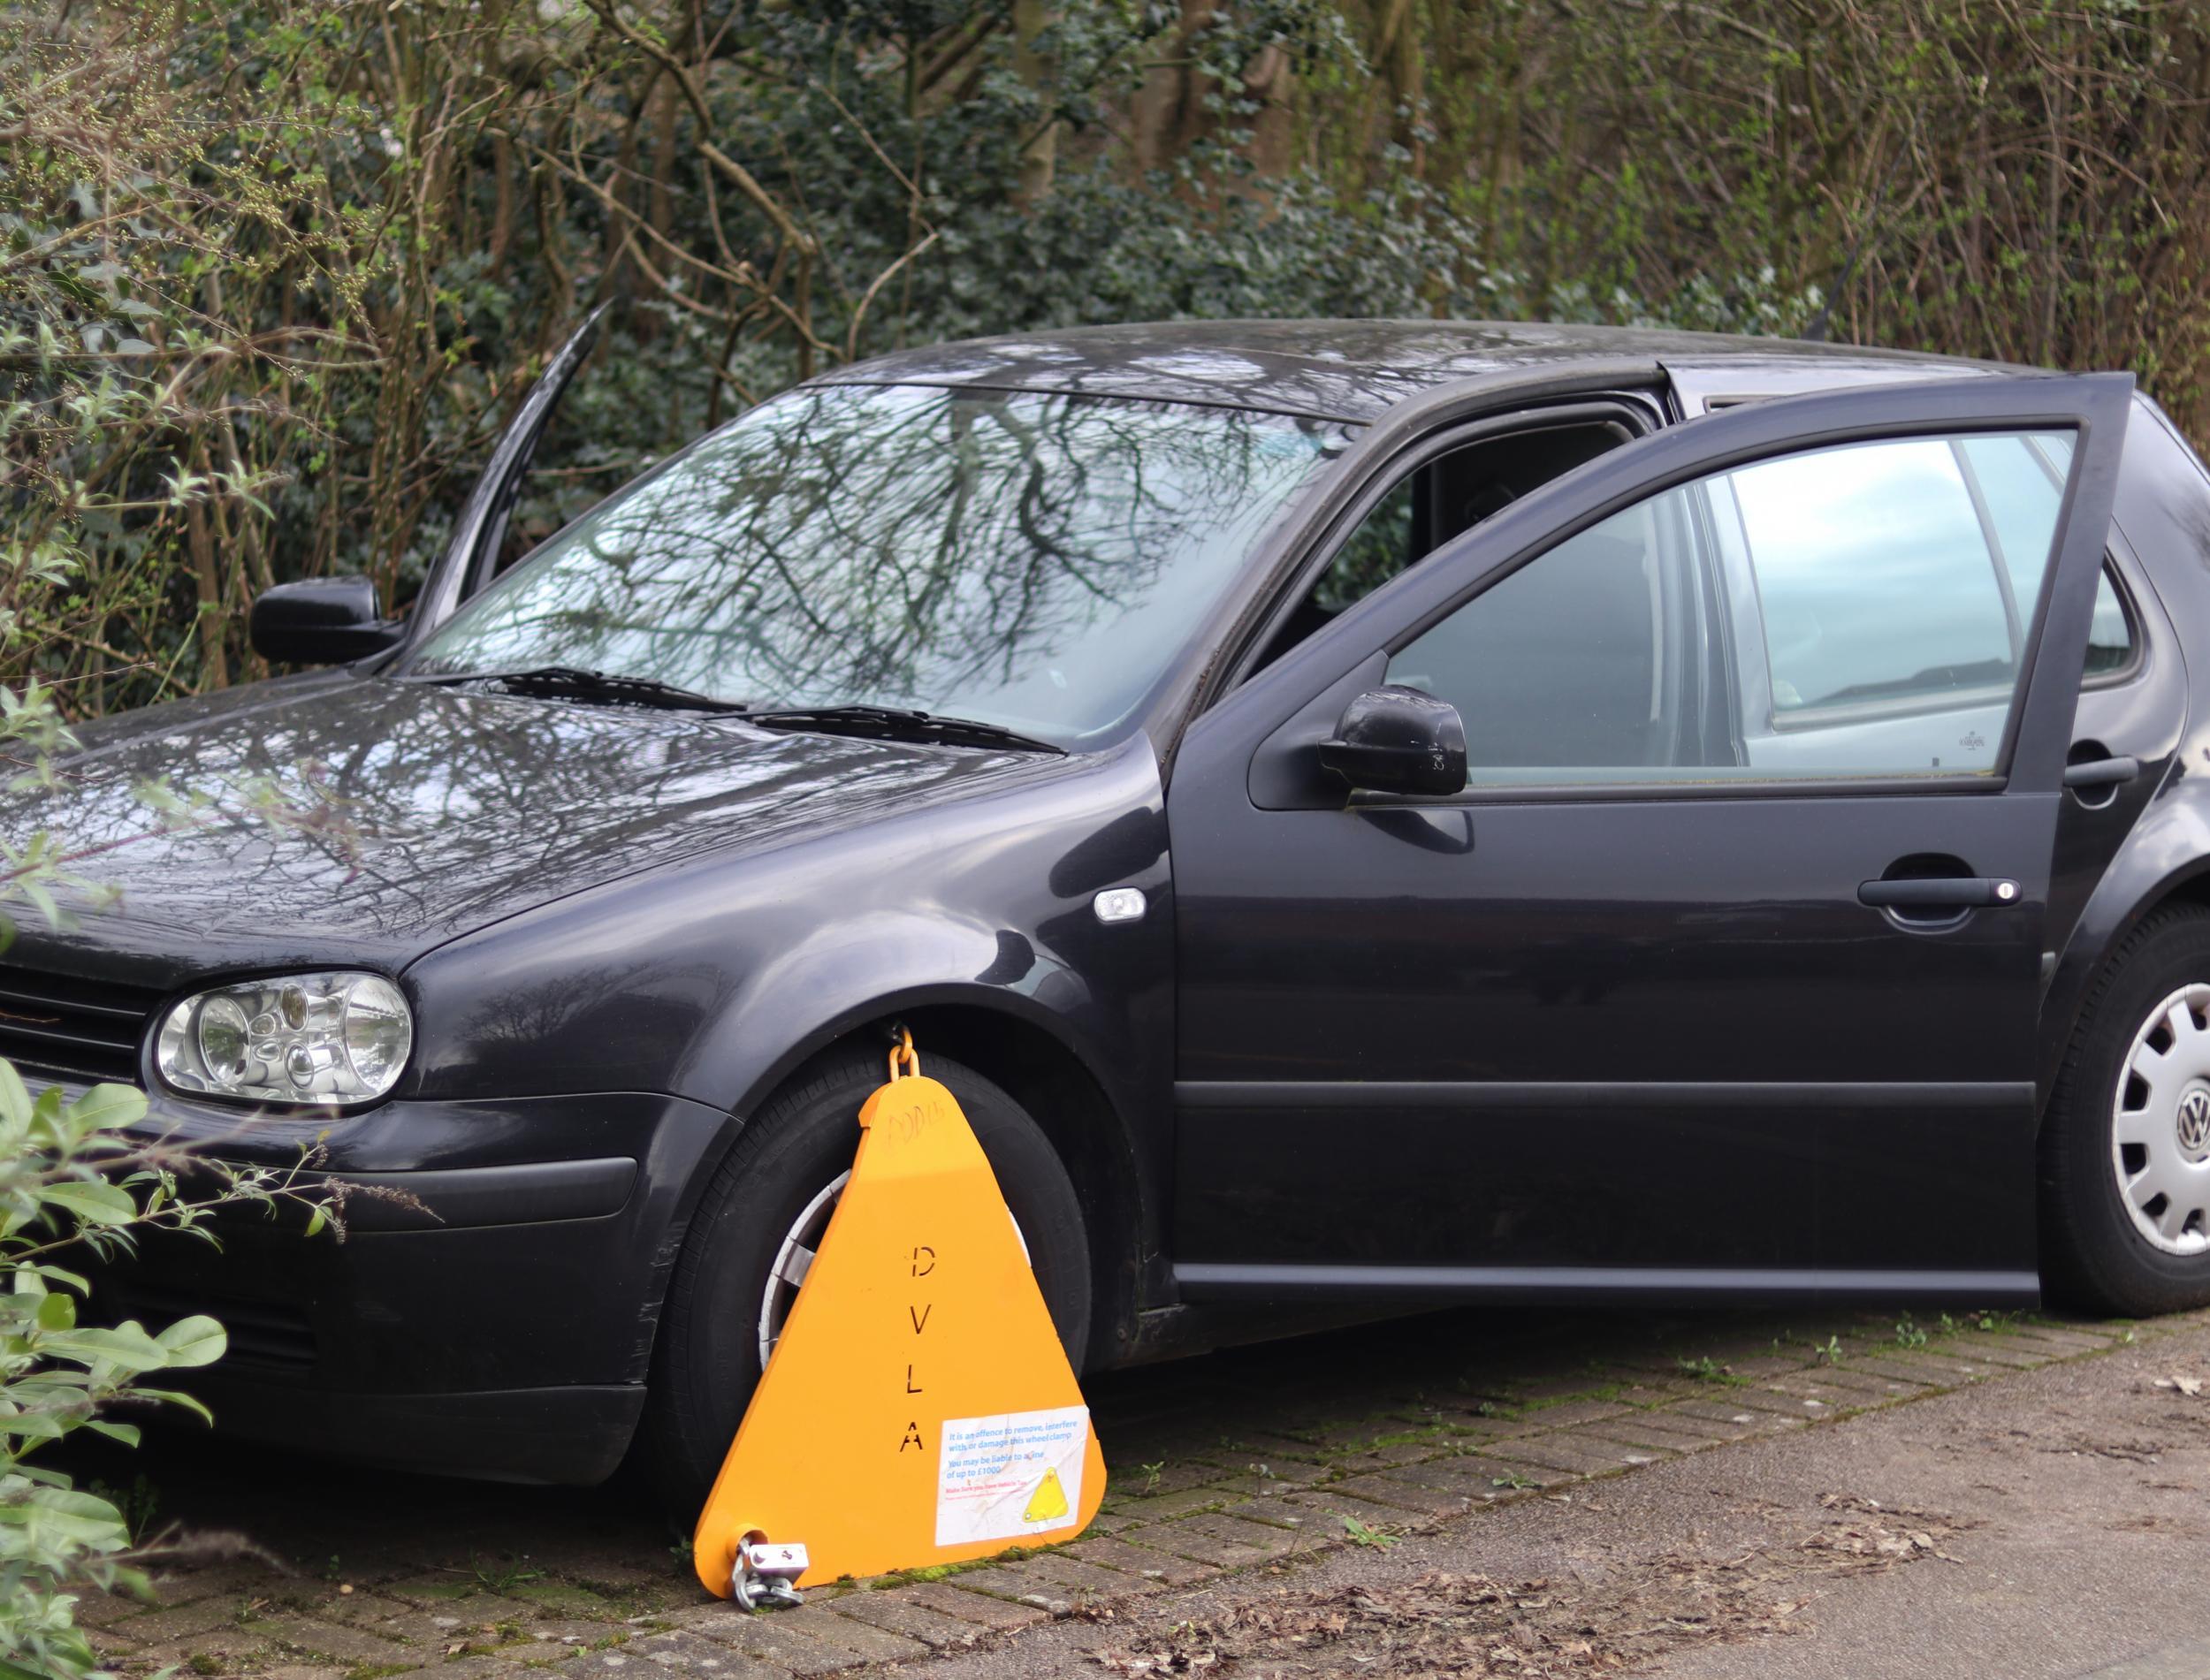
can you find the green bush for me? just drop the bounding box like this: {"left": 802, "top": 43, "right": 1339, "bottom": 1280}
{"left": 0, "top": 1045, "right": 338, "bottom": 1677}
{"left": 0, "top": 696, "right": 337, "bottom": 1676}
{"left": 0, "top": 1069, "right": 225, "bottom": 1678}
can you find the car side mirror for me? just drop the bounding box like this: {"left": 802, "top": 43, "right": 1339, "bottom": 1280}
{"left": 1318, "top": 685, "right": 1467, "bottom": 797}
{"left": 250, "top": 576, "right": 405, "bottom": 666}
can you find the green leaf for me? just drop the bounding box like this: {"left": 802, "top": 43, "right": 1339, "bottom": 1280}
{"left": 63, "top": 1081, "right": 148, "bottom": 1137}
{"left": 35, "top": 1289, "right": 76, "bottom": 1331}
{"left": 132, "top": 1386, "right": 214, "bottom": 1425}
{"left": 10, "top": 1484, "right": 132, "bottom": 1551}
{"left": 19, "top": 1263, "right": 91, "bottom": 1291}
{"left": 38, "top": 1321, "right": 172, "bottom": 1374}
{"left": 153, "top": 1314, "right": 226, "bottom": 1368}
{"left": 83, "top": 1418, "right": 141, "bottom": 1448}
{"left": 37, "top": 1178, "right": 137, "bottom": 1227}
{"left": 0, "top": 1059, "right": 28, "bottom": 1134}
{"left": 4, "top": 1409, "right": 67, "bottom": 1441}
{"left": 19, "top": 878, "right": 57, "bottom": 928}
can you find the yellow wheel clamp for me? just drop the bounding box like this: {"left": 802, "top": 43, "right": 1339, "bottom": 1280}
{"left": 693, "top": 1030, "right": 1107, "bottom": 1606}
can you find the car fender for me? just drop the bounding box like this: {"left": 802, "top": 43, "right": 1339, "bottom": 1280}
{"left": 400, "top": 731, "right": 1175, "bottom": 1249}
{"left": 721, "top": 923, "right": 1093, "bottom": 1091}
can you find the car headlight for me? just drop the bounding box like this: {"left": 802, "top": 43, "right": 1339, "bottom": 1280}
{"left": 154, "top": 972, "right": 413, "bottom": 1105}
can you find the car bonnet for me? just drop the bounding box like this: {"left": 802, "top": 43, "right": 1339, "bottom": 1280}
{"left": 4, "top": 675, "right": 1050, "bottom": 979}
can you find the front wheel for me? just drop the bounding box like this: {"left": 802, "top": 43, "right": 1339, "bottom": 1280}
{"left": 2041, "top": 906, "right": 2210, "bottom": 1315}
{"left": 640, "top": 1047, "right": 1092, "bottom": 1513}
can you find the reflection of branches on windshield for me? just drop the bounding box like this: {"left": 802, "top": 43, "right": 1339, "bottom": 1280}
{"left": 419, "top": 386, "right": 1345, "bottom": 732}
{"left": 961, "top": 399, "right": 1123, "bottom": 690}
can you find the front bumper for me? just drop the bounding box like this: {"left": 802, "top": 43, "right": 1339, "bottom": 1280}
{"left": 87, "top": 1084, "right": 736, "bottom": 1484}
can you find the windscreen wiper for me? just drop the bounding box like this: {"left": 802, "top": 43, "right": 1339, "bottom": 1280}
{"left": 743, "top": 704, "right": 1066, "bottom": 755}
{"left": 407, "top": 665, "right": 751, "bottom": 715}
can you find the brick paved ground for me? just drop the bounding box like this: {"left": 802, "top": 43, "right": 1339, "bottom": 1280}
{"left": 76, "top": 1300, "right": 2181, "bottom": 1679}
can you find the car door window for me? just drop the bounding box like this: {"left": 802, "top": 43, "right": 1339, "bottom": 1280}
{"left": 2086, "top": 569, "right": 2136, "bottom": 678}
{"left": 1384, "top": 428, "right": 2077, "bottom": 788}
{"left": 1955, "top": 432, "right": 2064, "bottom": 624}
{"left": 1955, "top": 432, "right": 2135, "bottom": 681}
{"left": 1388, "top": 491, "right": 1719, "bottom": 778}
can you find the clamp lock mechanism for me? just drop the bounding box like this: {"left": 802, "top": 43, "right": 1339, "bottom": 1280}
{"left": 731, "top": 1536, "right": 809, "bottom": 1610}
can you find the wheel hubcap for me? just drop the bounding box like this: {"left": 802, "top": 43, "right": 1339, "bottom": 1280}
{"left": 2180, "top": 1089, "right": 2210, "bottom": 1164}
{"left": 758, "top": 1171, "right": 849, "bottom": 1372}
{"left": 2112, "top": 983, "right": 2210, "bottom": 1255}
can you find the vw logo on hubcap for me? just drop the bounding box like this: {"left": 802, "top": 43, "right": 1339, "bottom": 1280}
{"left": 2178, "top": 1089, "right": 2210, "bottom": 1163}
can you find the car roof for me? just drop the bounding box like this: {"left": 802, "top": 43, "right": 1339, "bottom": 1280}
{"left": 812, "top": 319, "right": 2015, "bottom": 424}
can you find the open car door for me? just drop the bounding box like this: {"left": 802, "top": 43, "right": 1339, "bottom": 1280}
{"left": 394, "top": 303, "right": 608, "bottom": 650}
{"left": 248, "top": 307, "right": 607, "bottom": 666}
{"left": 1168, "top": 372, "right": 2133, "bottom": 1304}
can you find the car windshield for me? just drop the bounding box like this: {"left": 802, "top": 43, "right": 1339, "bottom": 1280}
{"left": 408, "top": 384, "right": 1351, "bottom": 744}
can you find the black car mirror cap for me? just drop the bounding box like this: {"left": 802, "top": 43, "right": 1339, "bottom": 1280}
{"left": 1318, "top": 685, "right": 1468, "bottom": 798}
{"left": 251, "top": 576, "right": 406, "bottom": 666}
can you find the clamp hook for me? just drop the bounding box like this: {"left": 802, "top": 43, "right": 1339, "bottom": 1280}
{"left": 887, "top": 1024, "right": 920, "bottom": 1083}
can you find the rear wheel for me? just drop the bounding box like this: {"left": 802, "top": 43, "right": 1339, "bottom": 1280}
{"left": 641, "top": 1046, "right": 1091, "bottom": 1512}
{"left": 2042, "top": 906, "right": 2210, "bottom": 1314}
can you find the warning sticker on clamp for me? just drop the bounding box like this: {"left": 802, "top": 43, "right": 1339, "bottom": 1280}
{"left": 934, "top": 1405, "right": 1088, "bottom": 1546}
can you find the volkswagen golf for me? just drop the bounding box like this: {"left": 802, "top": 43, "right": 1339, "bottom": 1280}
{"left": 8, "top": 318, "right": 2208, "bottom": 1498}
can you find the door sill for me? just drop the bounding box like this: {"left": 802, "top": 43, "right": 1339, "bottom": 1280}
{"left": 1173, "top": 1262, "right": 2040, "bottom": 1306}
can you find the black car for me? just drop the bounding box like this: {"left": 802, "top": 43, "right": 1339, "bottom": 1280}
{"left": 11, "top": 319, "right": 2210, "bottom": 1495}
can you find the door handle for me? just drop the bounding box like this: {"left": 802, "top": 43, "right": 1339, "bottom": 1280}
{"left": 2062, "top": 755, "right": 2139, "bottom": 790}
{"left": 1858, "top": 877, "right": 2020, "bottom": 910}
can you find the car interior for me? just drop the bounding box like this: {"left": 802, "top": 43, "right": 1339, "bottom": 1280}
{"left": 1251, "top": 416, "right": 1637, "bottom": 671}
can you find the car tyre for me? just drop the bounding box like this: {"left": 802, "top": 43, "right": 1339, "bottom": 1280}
{"left": 641, "top": 1045, "right": 1091, "bottom": 1515}
{"left": 2042, "top": 904, "right": 2210, "bottom": 1315}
